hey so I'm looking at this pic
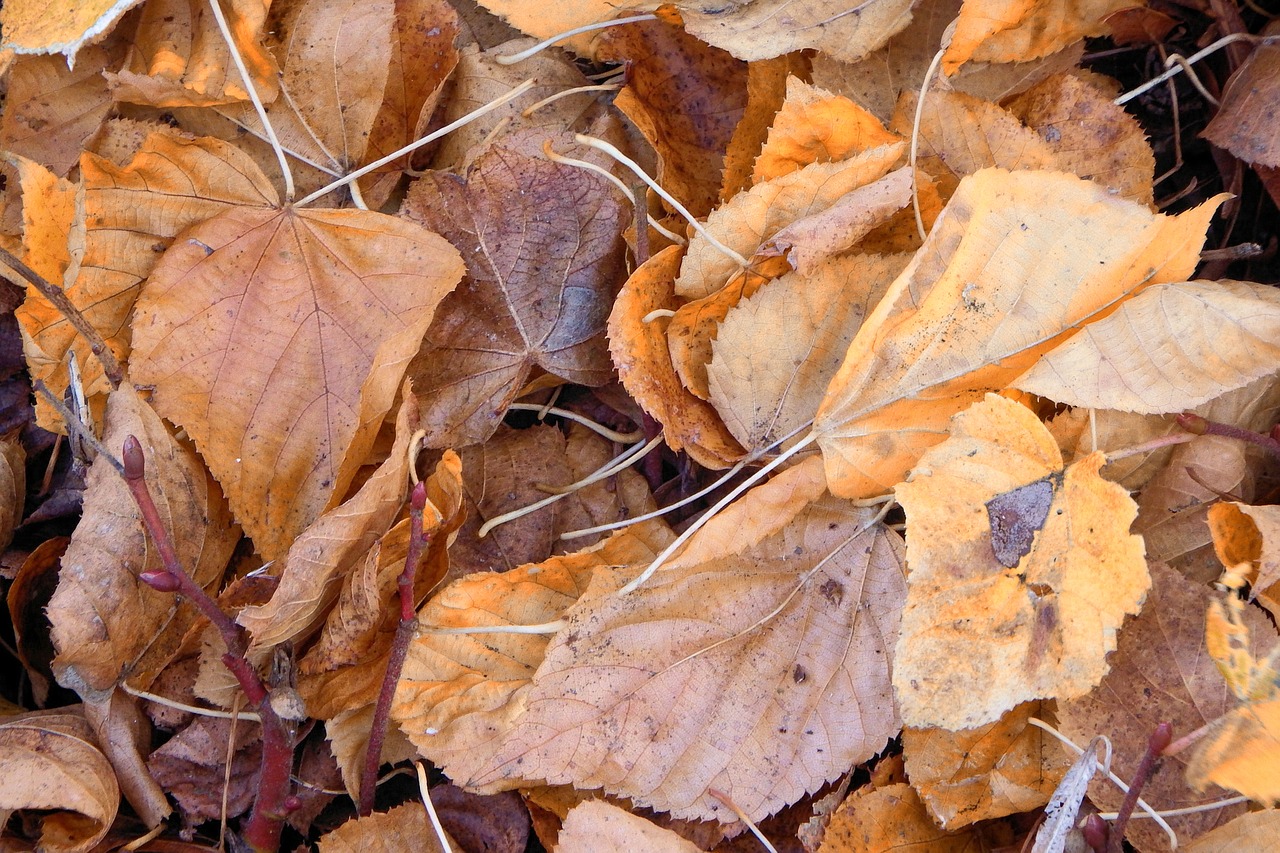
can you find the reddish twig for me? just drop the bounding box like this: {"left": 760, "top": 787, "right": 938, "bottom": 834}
{"left": 1106, "top": 722, "right": 1174, "bottom": 853}
{"left": 122, "top": 436, "right": 296, "bottom": 852}
{"left": 1082, "top": 813, "right": 1109, "bottom": 852}
{"left": 359, "top": 481, "right": 430, "bottom": 816}
{"left": 1178, "top": 412, "right": 1280, "bottom": 460}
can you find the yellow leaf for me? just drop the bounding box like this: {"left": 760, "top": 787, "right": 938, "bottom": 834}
{"left": 0, "top": 0, "right": 141, "bottom": 61}
{"left": 317, "top": 801, "right": 455, "bottom": 853}
{"left": 813, "top": 168, "right": 1221, "bottom": 500}
{"left": 893, "top": 394, "right": 1148, "bottom": 730}
{"left": 1187, "top": 696, "right": 1280, "bottom": 807}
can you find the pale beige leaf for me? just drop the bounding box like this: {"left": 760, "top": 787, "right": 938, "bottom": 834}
{"left": 558, "top": 800, "right": 702, "bottom": 853}
{"left": 1015, "top": 280, "right": 1280, "bottom": 413}
{"left": 325, "top": 704, "right": 418, "bottom": 801}
{"left": 813, "top": 169, "right": 1221, "bottom": 500}
{"left": 1183, "top": 809, "right": 1280, "bottom": 853}
{"left": 708, "top": 253, "right": 908, "bottom": 453}
{"left": 0, "top": 711, "right": 119, "bottom": 853}
{"left": 463, "top": 459, "right": 907, "bottom": 822}
{"left": 893, "top": 395, "right": 1148, "bottom": 730}
{"left": 318, "top": 801, "right": 455, "bottom": 853}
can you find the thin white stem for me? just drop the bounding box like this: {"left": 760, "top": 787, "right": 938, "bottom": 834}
{"left": 120, "top": 682, "right": 262, "bottom": 722}
{"left": 477, "top": 434, "right": 663, "bottom": 538}
{"left": 561, "top": 460, "right": 748, "bottom": 541}
{"left": 910, "top": 46, "right": 946, "bottom": 244}
{"left": 575, "top": 133, "right": 750, "bottom": 269}
{"left": 419, "top": 620, "right": 567, "bottom": 636}
{"left": 494, "top": 14, "right": 659, "bottom": 65}
{"left": 293, "top": 79, "right": 535, "bottom": 208}
{"left": 507, "top": 402, "right": 644, "bottom": 443}
{"left": 522, "top": 83, "right": 620, "bottom": 117}
{"left": 215, "top": 112, "right": 342, "bottom": 175}
{"left": 643, "top": 308, "right": 677, "bottom": 322}
{"left": 416, "top": 762, "right": 454, "bottom": 853}
{"left": 1098, "top": 796, "right": 1249, "bottom": 820}
{"left": 616, "top": 431, "right": 818, "bottom": 596}
{"left": 1115, "top": 33, "right": 1267, "bottom": 106}
{"left": 207, "top": 0, "right": 294, "bottom": 201}
{"left": 277, "top": 73, "right": 342, "bottom": 171}
{"left": 543, "top": 142, "right": 688, "bottom": 245}
{"left": 709, "top": 789, "right": 778, "bottom": 853}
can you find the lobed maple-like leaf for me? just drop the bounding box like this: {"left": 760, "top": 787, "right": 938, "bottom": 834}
{"left": 893, "top": 394, "right": 1148, "bottom": 730}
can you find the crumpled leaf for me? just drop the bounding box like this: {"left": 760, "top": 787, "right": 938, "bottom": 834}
{"left": 131, "top": 197, "right": 462, "bottom": 560}
{"left": 893, "top": 394, "right": 1148, "bottom": 730}
{"left": 708, "top": 252, "right": 908, "bottom": 454}
{"left": 146, "top": 715, "right": 259, "bottom": 821}
{"left": 1057, "top": 563, "right": 1257, "bottom": 851}
{"left": 0, "top": 711, "right": 119, "bottom": 853}
{"left": 595, "top": 15, "right": 747, "bottom": 218}
{"left": 401, "top": 137, "right": 626, "bottom": 448}
{"left": 942, "top": 0, "right": 1133, "bottom": 73}
{"left": 674, "top": 0, "right": 916, "bottom": 63}
{"left": 818, "top": 782, "right": 997, "bottom": 852}
{"left": 558, "top": 800, "right": 701, "bottom": 852}
{"left": 47, "top": 385, "right": 238, "bottom": 700}
{"left": 902, "top": 701, "right": 1068, "bottom": 829}
{"left": 1183, "top": 809, "right": 1280, "bottom": 853}
{"left": 318, "top": 801, "right": 455, "bottom": 853}
{"left": 0, "top": 0, "right": 142, "bottom": 61}
{"left": 457, "top": 457, "right": 907, "bottom": 823}
{"left": 608, "top": 245, "right": 745, "bottom": 468}
{"left": 813, "top": 168, "right": 1221, "bottom": 500}
{"left": 1032, "top": 737, "right": 1104, "bottom": 853}
{"left": 1015, "top": 280, "right": 1280, "bottom": 413}
{"left": 105, "top": 0, "right": 280, "bottom": 108}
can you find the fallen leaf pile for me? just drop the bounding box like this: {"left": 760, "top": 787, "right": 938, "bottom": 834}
{"left": 1, "top": 0, "right": 1279, "bottom": 851}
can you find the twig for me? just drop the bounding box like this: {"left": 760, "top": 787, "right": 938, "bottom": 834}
{"left": 359, "top": 481, "right": 430, "bottom": 815}
{"left": 1107, "top": 723, "right": 1174, "bottom": 853}
{"left": 121, "top": 437, "right": 297, "bottom": 852}
{"left": 1177, "top": 412, "right": 1280, "bottom": 460}
{"left": 0, "top": 246, "right": 122, "bottom": 387}
{"left": 31, "top": 380, "right": 124, "bottom": 473}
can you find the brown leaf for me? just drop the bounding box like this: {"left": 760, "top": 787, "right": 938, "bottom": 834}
{"left": 318, "top": 801, "right": 456, "bottom": 853}
{"left": 105, "top": 0, "right": 280, "bottom": 108}
{"left": 401, "top": 138, "right": 626, "bottom": 447}
{"left": 595, "top": 16, "right": 747, "bottom": 218}
{"left": 430, "top": 785, "right": 531, "bottom": 853}
{"left": 817, "top": 782, "right": 1001, "bottom": 852}
{"left": 1183, "top": 809, "right": 1280, "bottom": 852}
{"left": 0, "top": 429, "right": 24, "bottom": 551}
{"left": 0, "top": 0, "right": 141, "bottom": 61}
{"left": 47, "top": 385, "right": 238, "bottom": 699}
{"left": 147, "top": 714, "right": 260, "bottom": 821}
{"left": 131, "top": 203, "right": 462, "bottom": 560}
{"left": 1203, "top": 21, "right": 1280, "bottom": 168}
{"left": 558, "top": 800, "right": 702, "bottom": 852}
{"left": 1210, "top": 502, "right": 1280, "bottom": 600}
{"left": 814, "top": 169, "right": 1221, "bottom": 500}
{"left": 462, "top": 457, "right": 907, "bottom": 823}
{"left": 1057, "top": 563, "right": 1258, "bottom": 851}
{"left": 0, "top": 710, "right": 119, "bottom": 853}
{"left": 893, "top": 394, "right": 1148, "bottom": 730}
{"left": 608, "top": 246, "right": 746, "bottom": 468}
{"left": 902, "top": 701, "right": 1069, "bottom": 828}
{"left": 674, "top": 0, "right": 916, "bottom": 63}
{"left": 708, "top": 253, "right": 908, "bottom": 454}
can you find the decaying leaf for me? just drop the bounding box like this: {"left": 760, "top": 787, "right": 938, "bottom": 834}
{"left": 0, "top": 0, "right": 142, "bottom": 61}
{"left": 318, "top": 800, "right": 456, "bottom": 853}
{"left": 1203, "top": 22, "right": 1280, "bottom": 169}
{"left": 893, "top": 394, "right": 1148, "bottom": 730}
{"left": 942, "top": 0, "right": 1132, "bottom": 72}
{"left": 558, "top": 800, "right": 701, "bottom": 852}
{"left": 817, "top": 782, "right": 1001, "bottom": 852}
{"left": 1209, "top": 502, "right": 1280, "bottom": 601}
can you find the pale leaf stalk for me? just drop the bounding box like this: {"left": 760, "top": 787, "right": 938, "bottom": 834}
{"left": 522, "top": 83, "right": 621, "bottom": 117}
{"left": 574, "top": 134, "right": 750, "bottom": 268}
{"left": 415, "top": 762, "right": 454, "bottom": 853}
{"left": 543, "top": 142, "right": 688, "bottom": 245}
{"left": 709, "top": 789, "right": 777, "bottom": 853}
{"left": 420, "top": 619, "right": 567, "bottom": 636}
{"left": 506, "top": 402, "right": 645, "bottom": 443}
{"left": 1115, "top": 33, "right": 1269, "bottom": 105}
{"left": 909, "top": 46, "right": 946, "bottom": 243}
{"left": 294, "top": 79, "right": 535, "bottom": 207}
{"left": 206, "top": 0, "right": 294, "bottom": 201}
{"left": 493, "top": 14, "right": 658, "bottom": 65}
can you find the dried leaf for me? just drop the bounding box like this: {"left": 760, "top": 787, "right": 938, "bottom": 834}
{"left": 674, "top": 0, "right": 916, "bottom": 63}
{"left": 943, "top": 0, "right": 1132, "bottom": 72}
{"left": 0, "top": 711, "right": 119, "bottom": 853}
{"left": 318, "top": 801, "right": 456, "bottom": 853}
{"left": 1032, "top": 737, "right": 1103, "bottom": 853}
{"left": 1203, "top": 22, "right": 1280, "bottom": 168}
{"left": 558, "top": 800, "right": 701, "bottom": 852}
{"left": 0, "top": 0, "right": 141, "bottom": 61}
{"left": 147, "top": 715, "right": 260, "bottom": 821}
{"left": 1183, "top": 809, "right": 1280, "bottom": 852}
{"left": 608, "top": 245, "right": 745, "bottom": 468}
{"left": 817, "top": 782, "right": 996, "bottom": 852}
{"left": 402, "top": 138, "right": 626, "bottom": 447}
{"left": 47, "top": 385, "right": 238, "bottom": 699}
{"left": 814, "top": 169, "right": 1221, "bottom": 500}
{"left": 0, "top": 430, "right": 24, "bottom": 551}
{"left": 1210, "top": 502, "right": 1280, "bottom": 599}
{"left": 462, "top": 457, "right": 907, "bottom": 822}
{"left": 465, "top": 0, "right": 622, "bottom": 58}
{"left": 893, "top": 394, "right": 1148, "bottom": 730}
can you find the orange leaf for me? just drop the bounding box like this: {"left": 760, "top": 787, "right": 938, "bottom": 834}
{"left": 942, "top": 0, "right": 1133, "bottom": 73}
{"left": 818, "top": 782, "right": 995, "bottom": 852}
{"left": 0, "top": 0, "right": 141, "bottom": 61}
{"left": 893, "top": 394, "right": 1148, "bottom": 730}
{"left": 317, "top": 801, "right": 455, "bottom": 853}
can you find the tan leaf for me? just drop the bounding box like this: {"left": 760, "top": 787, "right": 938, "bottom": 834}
{"left": 708, "top": 253, "right": 909, "bottom": 453}
{"left": 558, "top": 800, "right": 701, "bottom": 853}
{"left": 1183, "top": 809, "right": 1280, "bottom": 853}
{"left": 1057, "top": 563, "right": 1258, "bottom": 850}
{"left": 942, "top": 0, "right": 1132, "bottom": 73}
{"left": 401, "top": 138, "right": 626, "bottom": 448}
{"left": 676, "top": 143, "right": 904, "bottom": 300}
{"left": 0, "top": 711, "right": 119, "bottom": 853}
{"left": 105, "top": 0, "right": 280, "bottom": 108}
{"left": 47, "top": 385, "right": 238, "bottom": 699}
{"left": 1210, "top": 502, "right": 1280, "bottom": 600}
{"left": 395, "top": 521, "right": 675, "bottom": 784}
{"left": 595, "top": 16, "right": 747, "bottom": 218}
{"left": 893, "top": 394, "right": 1148, "bottom": 730}
{"left": 236, "top": 392, "right": 422, "bottom": 651}
{"left": 813, "top": 169, "right": 1221, "bottom": 500}
{"left": 0, "top": 430, "right": 23, "bottom": 551}
{"left": 130, "top": 205, "right": 462, "bottom": 560}
{"left": 0, "top": 0, "right": 142, "bottom": 60}
{"left": 1203, "top": 21, "right": 1280, "bottom": 168}
{"left": 464, "top": 1, "right": 629, "bottom": 58}
{"left": 1048, "top": 406, "right": 1184, "bottom": 491}
{"left": 674, "top": 0, "right": 916, "bottom": 63}
{"left": 752, "top": 77, "right": 901, "bottom": 184}
{"left": 1015, "top": 280, "right": 1280, "bottom": 413}
{"left": 463, "top": 457, "right": 907, "bottom": 822}
{"left": 318, "top": 801, "right": 455, "bottom": 853}
{"left": 902, "top": 701, "right": 1068, "bottom": 828}
{"left": 607, "top": 245, "right": 745, "bottom": 468}
{"left": 720, "top": 54, "right": 809, "bottom": 202}
{"left": 817, "top": 782, "right": 995, "bottom": 852}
